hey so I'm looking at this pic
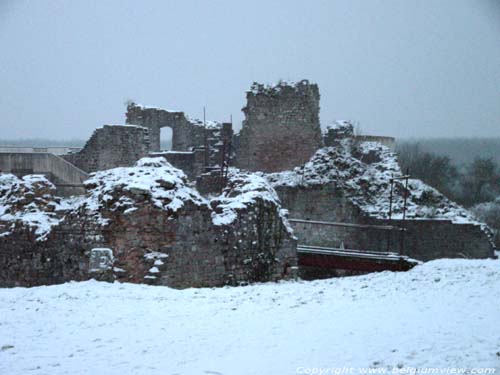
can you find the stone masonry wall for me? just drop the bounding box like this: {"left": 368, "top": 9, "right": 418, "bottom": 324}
{"left": 0, "top": 212, "right": 106, "bottom": 287}
{"left": 234, "top": 80, "right": 324, "bottom": 173}
{"left": 126, "top": 103, "right": 230, "bottom": 156}
{"left": 150, "top": 150, "right": 205, "bottom": 181}
{"left": 275, "top": 184, "right": 494, "bottom": 261}
{"left": 63, "top": 125, "right": 151, "bottom": 173}
{"left": 0, "top": 199, "right": 297, "bottom": 288}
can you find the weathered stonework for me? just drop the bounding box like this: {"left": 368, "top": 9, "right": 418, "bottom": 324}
{"left": 277, "top": 184, "right": 494, "bottom": 261}
{"left": 126, "top": 103, "right": 232, "bottom": 156}
{"left": 150, "top": 150, "right": 206, "bottom": 180}
{"left": 0, "top": 160, "right": 297, "bottom": 288}
{"left": 63, "top": 125, "right": 151, "bottom": 173}
{"left": 268, "top": 140, "right": 495, "bottom": 262}
{"left": 234, "top": 80, "right": 324, "bottom": 173}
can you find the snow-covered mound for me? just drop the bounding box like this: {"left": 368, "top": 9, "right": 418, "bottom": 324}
{"left": 79, "top": 157, "right": 209, "bottom": 221}
{"left": 267, "top": 139, "right": 481, "bottom": 224}
{"left": 1, "top": 159, "right": 291, "bottom": 242}
{"left": 1, "top": 258, "right": 499, "bottom": 374}
{"left": 0, "top": 174, "right": 61, "bottom": 241}
{"left": 211, "top": 169, "right": 292, "bottom": 232}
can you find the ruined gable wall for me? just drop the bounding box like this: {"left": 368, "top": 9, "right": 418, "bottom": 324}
{"left": 63, "top": 125, "right": 150, "bottom": 173}
{"left": 126, "top": 104, "right": 207, "bottom": 152}
{"left": 234, "top": 80, "right": 324, "bottom": 173}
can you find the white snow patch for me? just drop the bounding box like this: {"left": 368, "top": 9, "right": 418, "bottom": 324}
{"left": 1, "top": 258, "right": 499, "bottom": 374}
{"left": 75, "top": 157, "right": 208, "bottom": 222}
{"left": 211, "top": 169, "right": 293, "bottom": 234}
{"left": 0, "top": 174, "right": 61, "bottom": 241}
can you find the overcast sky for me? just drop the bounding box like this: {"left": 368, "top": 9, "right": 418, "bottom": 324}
{"left": 1, "top": 0, "right": 499, "bottom": 141}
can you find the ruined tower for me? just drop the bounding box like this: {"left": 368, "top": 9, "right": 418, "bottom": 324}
{"left": 234, "top": 80, "right": 324, "bottom": 173}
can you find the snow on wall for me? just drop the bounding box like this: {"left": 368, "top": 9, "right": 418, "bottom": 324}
{"left": 0, "top": 174, "right": 61, "bottom": 241}
{"left": 266, "top": 139, "right": 484, "bottom": 226}
{"left": 247, "top": 79, "right": 312, "bottom": 95}
{"left": 210, "top": 169, "right": 293, "bottom": 234}
{"left": 79, "top": 157, "right": 209, "bottom": 220}
{"left": 0, "top": 159, "right": 291, "bottom": 242}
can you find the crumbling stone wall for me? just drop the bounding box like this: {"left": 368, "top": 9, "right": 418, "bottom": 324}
{"left": 0, "top": 162, "right": 297, "bottom": 288}
{"left": 0, "top": 198, "right": 296, "bottom": 288}
{"left": 275, "top": 184, "right": 494, "bottom": 261}
{"left": 0, "top": 213, "right": 106, "bottom": 287}
{"left": 323, "top": 121, "right": 395, "bottom": 151}
{"left": 150, "top": 150, "right": 205, "bottom": 180}
{"left": 63, "top": 125, "right": 150, "bottom": 173}
{"left": 126, "top": 103, "right": 232, "bottom": 156}
{"left": 234, "top": 80, "right": 324, "bottom": 173}
{"left": 100, "top": 199, "right": 296, "bottom": 288}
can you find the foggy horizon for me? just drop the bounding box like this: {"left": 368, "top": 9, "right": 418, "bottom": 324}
{"left": 1, "top": 0, "right": 499, "bottom": 140}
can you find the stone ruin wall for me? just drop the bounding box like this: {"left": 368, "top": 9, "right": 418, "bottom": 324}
{"left": 150, "top": 150, "right": 206, "bottom": 181}
{"left": 234, "top": 80, "right": 324, "bottom": 173}
{"left": 126, "top": 104, "right": 233, "bottom": 175}
{"left": 63, "top": 125, "right": 151, "bottom": 173}
{"left": 0, "top": 178, "right": 297, "bottom": 288}
{"left": 126, "top": 104, "right": 203, "bottom": 152}
{"left": 275, "top": 183, "right": 494, "bottom": 261}
{"left": 126, "top": 104, "right": 232, "bottom": 154}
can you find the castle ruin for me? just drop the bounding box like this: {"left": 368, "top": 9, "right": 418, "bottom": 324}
{"left": 0, "top": 79, "right": 495, "bottom": 288}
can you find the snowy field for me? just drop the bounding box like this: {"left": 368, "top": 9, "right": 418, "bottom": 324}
{"left": 1, "top": 259, "right": 499, "bottom": 375}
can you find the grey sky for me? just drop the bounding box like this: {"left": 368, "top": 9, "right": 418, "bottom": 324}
{"left": 1, "top": 0, "right": 499, "bottom": 141}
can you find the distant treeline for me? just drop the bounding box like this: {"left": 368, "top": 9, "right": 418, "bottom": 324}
{"left": 396, "top": 139, "right": 500, "bottom": 245}
{"left": 397, "top": 138, "right": 500, "bottom": 165}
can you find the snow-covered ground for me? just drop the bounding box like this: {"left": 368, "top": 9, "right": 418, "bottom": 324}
{"left": 1, "top": 259, "right": 499, "bottom": 375}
